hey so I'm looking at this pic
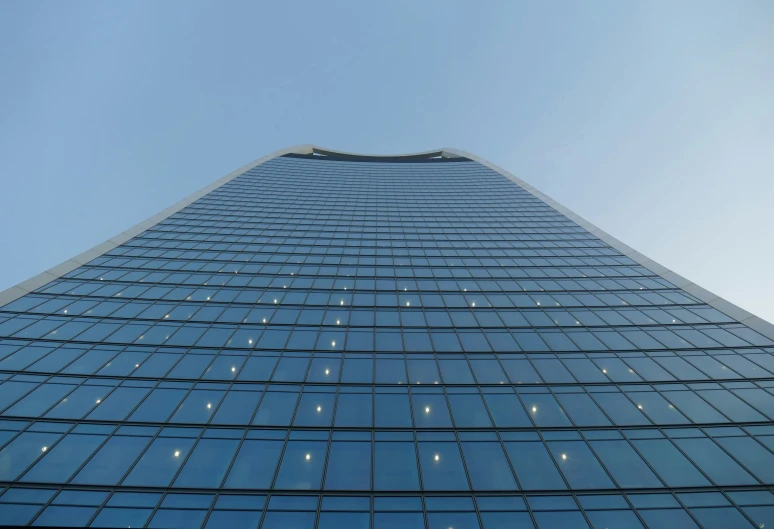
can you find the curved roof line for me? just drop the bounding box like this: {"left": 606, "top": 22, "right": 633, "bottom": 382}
{"left": 289, "top": 144, "right": 464, "bottom": 161}
{"left": 2, "top": 145, "right": 772, "bottom": 343}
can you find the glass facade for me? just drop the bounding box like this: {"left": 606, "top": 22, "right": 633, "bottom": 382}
{"left": 1, "top": 149, "right": 773, "bottom": 528}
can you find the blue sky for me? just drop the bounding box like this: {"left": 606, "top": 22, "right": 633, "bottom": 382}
{"left": 1, "top": 1, "right": 773, "bottom": 322}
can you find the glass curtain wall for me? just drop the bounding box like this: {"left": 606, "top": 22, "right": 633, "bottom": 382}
{"left": 1, "top": 152, "right": 773, "bottom": 528}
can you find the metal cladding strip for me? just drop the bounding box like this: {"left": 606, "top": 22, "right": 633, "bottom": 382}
{"left": 0, "top": 144, "right": 316, "bottom": 308}
{"left": 1, "top": 144, "right": 772, "bottom": 344}
{"left": 443, "top": 147, "right": 774, "bottom": 342}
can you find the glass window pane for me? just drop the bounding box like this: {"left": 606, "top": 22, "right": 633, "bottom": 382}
{"left": 547, "top": 441, "right": 615, "bottom": 489}
{"left": 533, "top": 511, "right": 589, "bottom": 529}
{"left": 448, "top": 394, "right": 493, "bottom": 427}
{"left": 73, "top": 435, "right": 151, "bottom": 485}
{"left": 374, "top": 442, "right": 420, "bottom": 491}
{"left": 44, "top": 385, "right": 111, "bottom": 419}
{"left": 412, "top": 394, "right": 453, "bottom": 428}
{"left": 638, "top": 509, "right": 700, "bottom": 529}
{"left": 505, "top": 441, "right": 566, "bottom": 490}
{"left": 632, "top": 439, "right": 711, "bottom": 487}
{"left": 0, "top": 432, "right": 62, "bottom": 480}
{"left": 589, "top": 440, "right": 663, "bottom": 488}
{"left": 674, "top": 438, "right": 758, "bottom": 485}
{"left": 261, "top": 512, "right": 315, "bottom": 529}
{"left": 204, "top": 510, "right": 262, "bottom": 529}
{"left": 427, "top": 512, "right": 481, "bottom": 529}
{"left": 469, "top": 359, "right": 508, "bottom": 384}
{"left": 147, "top": 508, "right": 207, "bottom": 528}
{"left": 224, "top": 440, "right": 283, "bottom": 489}
{"left": 324, "top": 441, "right": 371, "bottom": 490}
{"left": 418, "top": 442, "right": 470, "bottom": 491}
{"left": 555, "top": 394, "right": 611, "bottom": 427}
{"left": 173, "top": 439, "right": 239, "bottom": 488}
{"left": 211, "top": 391, "right": 262, "bottom": 425}
{"left": 334, "top": 393, "right": 372, "bottom": 427}
{"left": 34, "top": 506, "right": 97, "bottom": 527}
{"left": 122, "top": 437, "right": 195, "bottom": 487}
{"left": 521, "top": 394, "right": 572, "bottom": 427}
{"left": 252, "top": 392, "right": 298, "bottom": 426}
{"left": 461, "top": 442, "right": 518, "bottom": 490}
{"left": 374, "top": 513, "right": 425, "bottom": 529}
{"left": 438, "top": 359, "right": 475, "bottom": 384}
{"left": 293, "top": 392, "right": 335, "bottom": 427}
{"left": 689, "top": 507, "right": 756, "bottom": 529}
{"left": 375, "top": 394, "right": 412, "bottom": 427}
{"left": 483, "top": 393, "right": 531, "bottom": 427}
{"left": 91, "top": 507, "right": 154, "bottom": 528}
{"left": 584, "top": 510, "right": 644, "bottom": 529}
{"left": 21, "top": 434, "right": 106, "bottom": 483}
{"left": 407, "top": 359, "right": 441, "bottom": 384}
{"left": 375, "top": 358, "right": 407, "bottom": 384}
{"left": 128, "top": 388, "right": 187, "bottom": 422}
{"left": 715, "top": 436, "right": 774, "bottom": 483}
{"left": 592, "top": 393, "right": 649, "bottom": 426}
{"left": 273, "top": 441, "right": 327, "bottom": 490}
{"left": 318, "top": 512, "right": 370, "bottom": 529}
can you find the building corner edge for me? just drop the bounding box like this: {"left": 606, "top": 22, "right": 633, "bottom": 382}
{"left": 444, "top": 148, "right": 774, "bottom": 342}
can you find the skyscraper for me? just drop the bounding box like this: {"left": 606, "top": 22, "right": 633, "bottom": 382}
{"left": 1, "top": 145, "right": 773, "bottom": 528}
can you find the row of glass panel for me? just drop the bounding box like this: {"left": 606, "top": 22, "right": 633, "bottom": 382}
{"left": 138, "top": 210, "right": 588, "bottom": 226}
{"left": 97, "top": 241, "right": 635, "bottom": 259}
{"left": 0, "top": 305, "right": 754, "bottom": 337}
{"left": 38, "top": 282, "right": 703, "bottom": 311}
{"left": 9, "top": 305, "right": 732, "bottom": 342}
{"left": 121, "top": 225, "right": 616, "bottom": 239}
{"left": 116, "top": 222, "right": 617, "bottom": 240}
{"left": 165, "top": 213, "right": 585, "bottom": 224}
{"left": 140, "top": 226, "right": 601, "bottom": 237}
{"left": 116, "top": 239, "right": 624, "bottom": 256}
{"left": 150, "top": 224, "right": 599, "bottom": 236}
{"left": 51, "top": 273, "right": 666, "bottom": 297}
{"left": 2, "top": 486, "right": 773, "bottom": 528}
{"left": 125, "top": 228, "right": 624, "bottom": 246}
{"left": 64, "top": 267, "right": 671, "bottom": 294}
{"left": 137, "top": 225, "right": 604, "bottom": 241}
{"left": 2, "top": 338, "right": 774, "bottom": 382}
{"left": 2, "top": 422, "right": 774, "bottom": 490}
{"left": 93, "top": 243, "right": 636, "bottom": 261}
{"left": 132, "top": 228, "right": 613, "bottom": 244}
{"left": 86, "top": 259, "right": 655, "bottom": 283}
{"left": 148, "top": 210, "right": 589, "bottom": 227}
{"left": 131, "top": 223, "right": 614, "bottom": 238}
{"left": 135, "top": 217, "right": 594, "bottom": 229}
{"left": 174, "top": 192, "right": 573, "bottom": 210}
{"left": 126, "top": 236, "right": 629, "bottom": 252}
{"left": 148, "top": 221, "right": 597, "bottom": 234}
{"left": 112, "top": 248, "right": 645, "bottom": 271}
{"left": 5, "top": 317, "right": 766, "bottom": 356}
{"left": 3, "top": 375, "right": 774, "bottom": 426}
{"left": 1, "top": 300, "right": 734, "bottom": 334}
{"left": 169, "top": 200, "right": 578, "bottom": 211}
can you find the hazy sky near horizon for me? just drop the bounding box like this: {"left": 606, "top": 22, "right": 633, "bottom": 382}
{"left": 1, "top": 1, "right": 773, "bottom": 322}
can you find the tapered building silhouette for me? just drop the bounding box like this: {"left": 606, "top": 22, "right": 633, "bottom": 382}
{"left": 1, "top": 146, "right": 774, "bottom": 528}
